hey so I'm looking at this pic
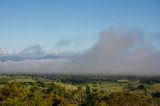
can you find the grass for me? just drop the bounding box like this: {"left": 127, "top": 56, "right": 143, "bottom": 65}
{"left": 1, "top": 75, "right": 160, "bottom": 94}
{"left": 54, "top": 82, "right": 78, "bottom": 90}
{"left": 9, "top": 78, "right": 36, "bottom": 83}
{"left": 85, "top": 82, "right": 124, "bottom": 92}
{"left": 149, "top": 83, "right": 160, "bottom": 92}
{"left": 54, "top": 81, "right": 124, "bottom": 92}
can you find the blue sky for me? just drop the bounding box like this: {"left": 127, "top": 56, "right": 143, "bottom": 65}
{"left": 0, "top": 0, "right": 160, "bottom": 52}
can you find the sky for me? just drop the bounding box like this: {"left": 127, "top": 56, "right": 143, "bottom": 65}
{"left": 0, "top": 0, "right": 160, "bottom": 52}
{"left": 0, "top": 0, "right": 160, "bottom": 75}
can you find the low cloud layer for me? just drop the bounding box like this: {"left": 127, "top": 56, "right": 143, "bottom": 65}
{"left": 0, "top": 27, "right": 160, "bottom": 75}
{"left": 0, "top": 60, "right": 68, "bottom": 73}
{"left": 68, "top": 27, "right": 160, "bottom": 75}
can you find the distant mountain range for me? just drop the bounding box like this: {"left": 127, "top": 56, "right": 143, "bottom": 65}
{"left": 0, "top": 45, "right": 78, "bottom": 62}
{"left": 0, "top": 54, "right": 71, "bottom": 62}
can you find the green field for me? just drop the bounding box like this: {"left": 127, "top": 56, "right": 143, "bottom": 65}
{"left": 0, "top": 74, "right": 160, "bottom": 106}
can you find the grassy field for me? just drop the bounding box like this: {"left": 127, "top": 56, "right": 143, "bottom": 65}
{"left": 54, "top": 81, "right": 160, "bottom": 94}
{"left": 54, "top": 82, "right": 78, "bottom": 90}
{"left": 54, "top": 81, "right": 124, "bottom": 93}
{"left": 1, "top": 75, "right": 160, "bottom": 94}
{"left": 9, "top": 78, "right": 36, "bottom": 83}
{"left": 149, "top": 83, "right": 160, "bottom": 92}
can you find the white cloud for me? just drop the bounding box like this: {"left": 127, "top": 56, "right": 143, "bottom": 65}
{"left": 0, "top": 27, "right": 160, "bottom": 75}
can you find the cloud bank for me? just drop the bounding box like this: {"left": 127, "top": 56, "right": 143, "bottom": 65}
{"left": 68, "top": 27, "right": 160, "bottom": 75}
{"left": 0, "top": 27, "right": 160, "bottom": 75}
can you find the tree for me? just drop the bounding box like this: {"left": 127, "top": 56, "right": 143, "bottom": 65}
{"left": 105, "top": 92, "right": 158, "bottom": 106}
{"left": 81, "top": 86, "right": 99, "bottom": 106}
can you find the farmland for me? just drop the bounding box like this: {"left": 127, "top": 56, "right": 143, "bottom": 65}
{"left": 0, "top": 74, "right": 160, "bottom": 106}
